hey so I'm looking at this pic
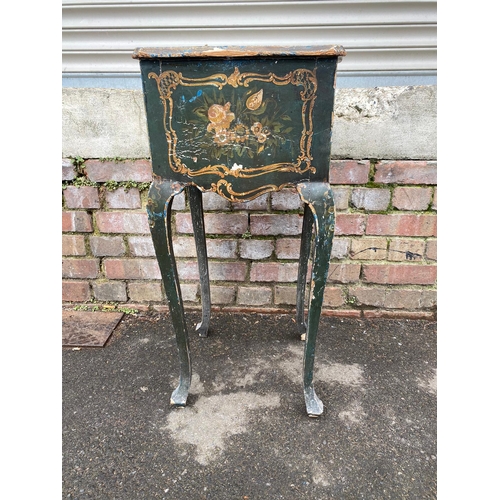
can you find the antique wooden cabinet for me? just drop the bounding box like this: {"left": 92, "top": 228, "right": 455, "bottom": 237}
{"left": 133, "top": 45, "right": 345, "bottom": 417}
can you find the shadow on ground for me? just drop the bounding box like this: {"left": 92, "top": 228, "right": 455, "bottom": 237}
{"left": 62, "top": 311, "right": 437, "bottom": 499}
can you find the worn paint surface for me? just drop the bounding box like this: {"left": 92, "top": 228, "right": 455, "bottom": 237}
{"left": 138, "top": 53, "right": 339, "bottom": 202}
{"left": 137, "top": 47, "right": 343, "bottom": 416}
{"left": 133, "top": 45, "right": 346, "bottom": 60}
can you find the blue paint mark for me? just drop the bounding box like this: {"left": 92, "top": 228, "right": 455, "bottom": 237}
{"left": 181, "top": 90, "right": 202, "bottom": 104}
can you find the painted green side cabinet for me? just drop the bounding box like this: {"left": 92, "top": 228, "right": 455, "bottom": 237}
{"left": 133, "top": 45, "right": 346, "bottom": 417}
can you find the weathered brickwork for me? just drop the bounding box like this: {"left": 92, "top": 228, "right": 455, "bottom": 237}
{"left": 62, "top": 158, "right": 437, "bottom": 319}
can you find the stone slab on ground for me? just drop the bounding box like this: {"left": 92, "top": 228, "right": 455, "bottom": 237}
{"left": 62, "top": 310, "right": 124, "bottom": 347}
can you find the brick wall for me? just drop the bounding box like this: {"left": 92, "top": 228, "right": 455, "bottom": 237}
{"left": 62, "top": 158, "right": 437, "bottom": 319}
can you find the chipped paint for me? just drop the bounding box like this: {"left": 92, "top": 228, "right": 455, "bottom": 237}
{"left": 139, "top": 46, "right": 342, "bottom": 416}
{"left": 133, "top": 45, "right": 346, "bottom": 60}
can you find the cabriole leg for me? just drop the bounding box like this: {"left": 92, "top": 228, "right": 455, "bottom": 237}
{"left": 296, "top": 182, "right": 335, "bottom": 417}
{"left": 187, "top": 186, "right": 211, "bottom": 337}
{"left": 296, "top": 202, "right": 314, "bottom": 340}
{"left": 147, "top": 179, "right": 191, "bottom": 407}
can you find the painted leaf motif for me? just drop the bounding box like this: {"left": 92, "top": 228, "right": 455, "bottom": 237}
{"left": 246, "top": 89, "right": 263, "bottom": 110}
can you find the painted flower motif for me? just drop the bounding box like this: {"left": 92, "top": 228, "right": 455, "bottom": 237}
{"left": 187, "top": 90, "right": 292, "bottom": 157}
{"left": 207, "top": 103, "right": 235, "bottom": 133}
{"left": 252, "top": 122, "right": 271, "bottom": 143}
{"left": 232, "top": 123, "right": 249, "bottom": 143}
{"left": 213, "top": 130, "right": 231, "bottom": 145}
{"left": 251, "top": 122, "right": 262, "bottom": 135}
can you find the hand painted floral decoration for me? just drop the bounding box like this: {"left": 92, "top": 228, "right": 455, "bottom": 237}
{"left": 184, "top": 87, "right": 294, "bottom": 160}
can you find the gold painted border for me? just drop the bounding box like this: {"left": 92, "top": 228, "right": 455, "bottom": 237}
{"left": 148, "top": 67, "right": 318, "bottom": 181}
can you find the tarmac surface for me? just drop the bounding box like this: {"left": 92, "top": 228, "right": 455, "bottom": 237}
{"left": 62, "top": 310, "right": 437, "bottom": 499}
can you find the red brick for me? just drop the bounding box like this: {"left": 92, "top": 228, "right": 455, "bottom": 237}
{"left": 233, "top": 194, "right": 269, "bottom": 211}
{"left": 275, "top": 237, "right": 350, "bottom": 260}
{"left": 85, "top": 159, "right": 152, "bottom": 182}
{"left": 152, "top": 305, "right": 169, "bottom": 313}
{"left": 173, "top": 215, "right": 192, "bottom": 234}
{"left": 201, "top": 191, "right": 230, "bottom": 211}
{"left": 321, "top": 309, "right": 362, "bottom": 318}
{"left": 119, "top": 303, "right": 150, "bottom": 312}
{"left": 128, "top": 282, "right": 163, "bottom": 302}
{"left": 350, "top": 287, "right": 385, "bottom": 307}
{"left": 271, "top": 189, "right": 302, "bottom": 210}
{"left": 327, "top": 263, "right": 361, "bottom": 283}
{"left": 275, "top": 238, "right": 301, "bottom": 259}
{"left": 250, "top": 214, "right": 302, "bottom": 235}
{"left": 180, "top": 284, "right": 198, "bottom": 302}
{"left": 274, "top": 285, "right": 297, "bottom": 305}
{"left": 93, "top": 282, "right": 128, "bottom": 302}
{"left": 392, "top": 187, "right": 432, "bottom": 211}
{"left": 240, "top": 240, "right": 274, "bottom": 260}
{"left": 329, "top": 160, "right": 370, "bottom": 184}
{"left": 175, "top": 261, "right": 199, "bottom": 280}
{"left": 62, "top": 259, "right": 100, "bottom": 279}
{"left": 323, "top": 287, "right": 344, "bottom": 307}
{"left": 96, "top": 212, "right": 150, "bottom": 234}
{"left": 171, "top": 237, "right": 196, "bottom": 258}
{"left": 62, "top": 280, "right": 91, "bottom": 302}
{"left": 363, "top": 264, "right": 437, "bottom": 285}
{"left": 366, "top": 214, "right": 436, "bottom": 237}
{"left": 176, "top": 261, "right": 247, "bottom": 281}
{"left": 363, "top": 310, "right": 435, "bottom": 320}
{"left": 385, "top": 289, "right": 436, "bottom": 309}
{"left": 332, "top": 188, "right": 350, "bottom": 210}
{"left": 432, "top": 188, "right": 437, "bottom": 210}
{"left": 89, "top": 236, "right": 126, "bottom": 257}
{"left": 62, "top": 159, "right": 75, "bottom": 181}
{"left": 104, "top": 258, "right": 160, "bottom": 280}
{"left": 128, "top": 236, "right": 155, "bottom": 256}
{"left": 208, "top": 262, "right": 247, "bottom": 281}
{"left": 374, "top": 161, "right": 437, "bottom": 184}
{"left": 105, "top": 187, "right": 142, "bottom": 209}
{"left": 62, "top": 235, "right": 86, "bottom": 256}
{"left": 351, "top": 188, "right": 391, "bottom": 211}
{"left": 331, "top": 238, "right": 351, "bottom": 259}
{"left": 273, "top": 237, "right": 351, "bottom": 262}
{"left": 388, "top": 239, "right": 426, "bottom": 262}
{"left": 64, "top": 186, "right": 100, "bottom": 209}
{"left": 171, "top": 191, "right": 186, "bottom": 211}
{"left": 62, "top": 211, "right": 93, "bottom": 232}
{"left": 350, "top": 238, "right": 387, "bottom": 260}
{"left": 334, "top": 214, "right": 366, "bottom": 235}
{"left": 207, "top": 240, "right": 238, "bottom": 259}
{"left": 419, "top": 289, "right": 437, "bottom": 309}
{"left": 250, "top": 262, "right": 298, "bottom": 282}
{"left": 211, "top": 285, "right": 237, "bottom": 304}
{"left": 237, "top": 286, "right": 272, "bottom": 306}
{"left": 426, "top": 239, "right": 437, "bottom": 262}
{"left": 175, "top": 213, "right": 248, "bottom": 235}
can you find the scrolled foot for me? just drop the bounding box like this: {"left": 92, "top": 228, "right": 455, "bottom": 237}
{"left": 304, "top": 386, "right": 324, "bottom": 417}
{"left": 195, "top": 321, "right": 209, "bottom": 338}
{"left": 297, "top": 322, "right": 307, "bottom": 341}
{"left": 170, "top": 385, "right": 189, "bottom": 407}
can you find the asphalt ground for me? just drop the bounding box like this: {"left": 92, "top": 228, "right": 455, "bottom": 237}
{"left": 62, "top": 311, "right": 437, "bottom": 499}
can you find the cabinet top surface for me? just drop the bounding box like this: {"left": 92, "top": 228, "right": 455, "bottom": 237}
{"left": 132, "top": 45, "right": 346, "bottom": 60}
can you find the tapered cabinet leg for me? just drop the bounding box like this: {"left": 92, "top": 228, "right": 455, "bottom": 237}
{"left": 147, "top": 180, "right": 191, "bottom": 407}
{"left": 296, "top": 182, "right": 336, "bottom": 417}
{"left": 187, "top": 186, "right": 211, "bottom": 337}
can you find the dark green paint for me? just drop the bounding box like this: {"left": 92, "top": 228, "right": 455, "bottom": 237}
{"left": 137, "top": 48, "right": 342, "bottom": 417}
